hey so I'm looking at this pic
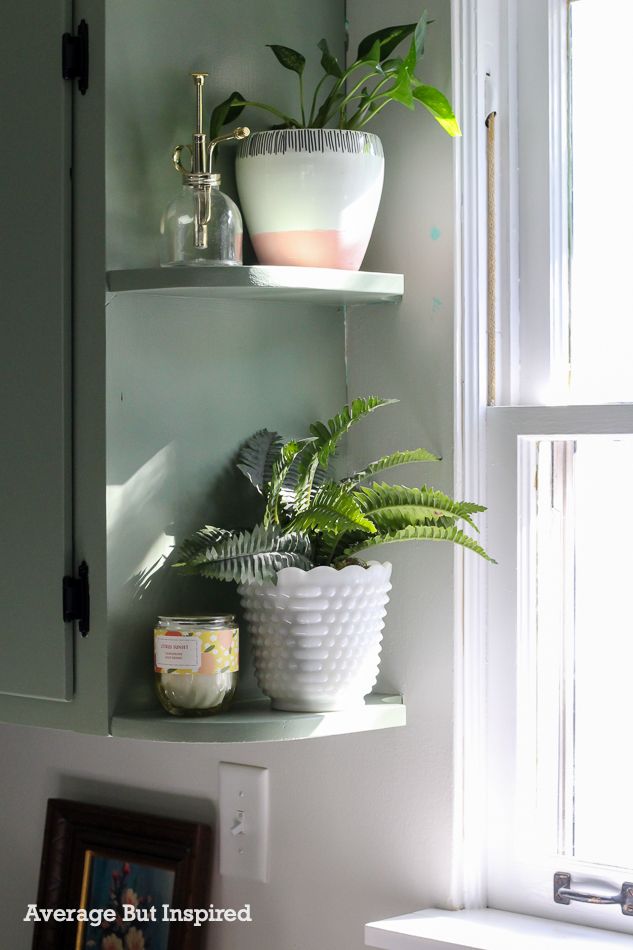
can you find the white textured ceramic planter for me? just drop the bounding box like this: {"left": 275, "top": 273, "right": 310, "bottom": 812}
{"left": 235, "top": 129, "right": 385, "bottom": 271}
{"left": 239, "top": 561, "right": 392, "bottom": 712}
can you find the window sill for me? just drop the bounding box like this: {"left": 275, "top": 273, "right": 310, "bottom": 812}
{"left": 365, "top": 909, "right": 633, "bottom": 950}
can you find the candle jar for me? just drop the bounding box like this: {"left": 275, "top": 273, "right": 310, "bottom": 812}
{"left": 154, "top": 615, "right": 239, "bottom": 716}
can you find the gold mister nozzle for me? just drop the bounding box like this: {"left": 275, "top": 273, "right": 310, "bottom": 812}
{"left": 191, "top": 72, "right": 208, "bottom": 136}
{"left": 188, "top": 72, "right": 209, "bottom": 175}
{"left": 207, "top": 126, "right": 251, "bottom": 170}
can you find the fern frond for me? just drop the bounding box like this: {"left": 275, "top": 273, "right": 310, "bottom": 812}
{"left": 175, "top": 525, "right": 234, "bottom": 565}
{"left": 180, "top": 525, "right": 314, "bottom": 584}
{"left": 454, "top": 500, "right": 488, "bottom": 515}
{"left": 264, "top": 438, "right": 315, "bottom": 526}
{"left": 342, "top": 524, "right": 496, "bottom": 562}
{"left": 356, "top": 483, "right": 484, "bottom": 532}
{"left": 284, "top": 482, "right": 377, "bottom": 536}
{"left": 292, "top": 454, "right": 321, "bottom": 513}
{"left": 290, "top": 396, "right": 397, "bottom": 507}
{"left": 343, "top": 448, "right": 440, "bottom": 485}
{"left": 236, "top": 429, "right": 283, "bottom": 494}
{"left": 310, "top": 396, "right": 398, "bottom": 467}
{"left": 280, "top": 459, "right": 329, "bottom": 512}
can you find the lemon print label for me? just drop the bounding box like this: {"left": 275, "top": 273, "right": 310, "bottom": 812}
{"left": 154, "top": 627, "right": 239, "bottom": 675}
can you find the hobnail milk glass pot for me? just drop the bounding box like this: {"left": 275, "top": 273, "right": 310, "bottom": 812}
{"left": 239, "top": 561, "right": 392, "bottom": 712}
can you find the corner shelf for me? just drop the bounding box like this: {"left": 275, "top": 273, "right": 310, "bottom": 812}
{"left": 106, "top": 265, "right": 404, "bottom": 306}
{"left": 110, "top": 693, "right": 405, "bottom": 744}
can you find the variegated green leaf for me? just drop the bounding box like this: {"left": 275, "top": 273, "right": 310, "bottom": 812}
{"left": 267, "top": 44, "right": 306, "bottom": 75}
{"left": 357, "top": 23, "right": 416, "bottom": 62}
{"left": 414, "top": 11, "right": 429, "bottom": 58}
{"left": 209, "top": 90, "right": 246, "bottom": 139}
{"left": 413, "top": 84, "right": 461, "bottom": 136}
{"left": 317, "top": 38, "right": 343, "bottom": 78}
{"left": 312, "top": 90, "right": 346, "bottom": 128}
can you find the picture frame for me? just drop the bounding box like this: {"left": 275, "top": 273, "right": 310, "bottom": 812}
{"left": 32, "top": 798, "right": 212, "bottom": 950}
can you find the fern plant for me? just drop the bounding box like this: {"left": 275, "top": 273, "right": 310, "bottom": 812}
{"left": 175, "top": 397, "right": 494, "bottom": 584}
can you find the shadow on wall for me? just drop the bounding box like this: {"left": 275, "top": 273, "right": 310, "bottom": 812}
{"left": 108, "top": 447, "right": 264, "bottom": 714}
{"left": 55, "top": 776, "right": 216, "bottom": 830}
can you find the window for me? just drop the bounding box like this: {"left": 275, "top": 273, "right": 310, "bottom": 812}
{"left": 568, "top": 1, "right": 633, "bottom": 403}
{"left": 466, "top": 0, "right": 633, "bottom": 935}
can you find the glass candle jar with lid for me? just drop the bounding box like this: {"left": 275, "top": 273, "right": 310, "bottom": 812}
{"left": 154, "top": 615, "right": 238, "bottom": 716}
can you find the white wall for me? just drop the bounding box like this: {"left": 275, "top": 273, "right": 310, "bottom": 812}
{"left": 0, "top": 1, "right": 459, "bottom": 947}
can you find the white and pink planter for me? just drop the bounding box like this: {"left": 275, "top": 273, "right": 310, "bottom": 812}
{"left": 235, "top": 129, "right": 385, "bottom": 271}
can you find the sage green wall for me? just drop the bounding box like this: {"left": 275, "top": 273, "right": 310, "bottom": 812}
{"left": 105, "top": 0, "right": 346, "bottom": 269}
{"left": 106, "top": 293, "right": 347, "bottom": 709}
{"left": 104, "top": 0, "right": 348, "bottom": 710}
{"left": 0, "top": 2, "right": 461, "bottom": 948}
{"left": 346, "top": 0, "right": 459, "bottom": 912}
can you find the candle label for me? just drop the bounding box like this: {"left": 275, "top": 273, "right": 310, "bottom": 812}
{"left": 154, "top": 628, "right": 239, "bottom": 675}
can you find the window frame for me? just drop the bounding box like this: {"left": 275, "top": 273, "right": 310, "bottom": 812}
{"left": 454, "top": 0, "right": 633, "bottom": 932}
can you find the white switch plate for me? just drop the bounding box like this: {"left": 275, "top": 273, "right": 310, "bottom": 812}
{"left": 219, "top": 762, "right": 269, "bottom": 882}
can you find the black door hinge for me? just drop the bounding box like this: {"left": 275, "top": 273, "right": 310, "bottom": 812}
{"left": 62, "top": 19, "right": 89, "bottom": 94}
{"left": 63, "top": 561, "right": 90, "bottom": 637}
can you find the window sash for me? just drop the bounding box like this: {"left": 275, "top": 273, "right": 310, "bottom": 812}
{"left": 485, "top": 404, "right": 633, "bottom": 933}
{"left": 457, "top": 0, "right": 633, "bottom": 929}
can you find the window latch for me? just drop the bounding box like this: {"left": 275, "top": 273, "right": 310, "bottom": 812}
{"left": 554, "top": 872, "right": 633, "bottom": 915}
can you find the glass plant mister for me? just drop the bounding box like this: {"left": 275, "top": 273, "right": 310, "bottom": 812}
{"left": 160, "top": 72, "right": 249, "bottom": 266}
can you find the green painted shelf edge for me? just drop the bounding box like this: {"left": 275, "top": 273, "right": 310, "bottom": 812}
{"left": 105, "top": 266, "right": 404, "bottom": 306}
{"left": 110, "top": 693, "right": 405, "bottom": 743}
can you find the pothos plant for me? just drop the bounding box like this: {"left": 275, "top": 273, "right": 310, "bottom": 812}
{"left": 175, "top": 397, "right": 494, "bottom": 585}
{"left": 209, "top": 11, "right": 460, "bottom": 138}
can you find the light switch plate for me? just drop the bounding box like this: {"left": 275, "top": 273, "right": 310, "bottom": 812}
{"left": 219, "top": 762, "right": 269, "bottom": 882}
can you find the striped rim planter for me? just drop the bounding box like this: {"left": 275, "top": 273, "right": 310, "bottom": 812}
{"left": 235, "top": 129, "right": 385, "bottom": 271}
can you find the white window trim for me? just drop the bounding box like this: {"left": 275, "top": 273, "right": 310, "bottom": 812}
{"left": 451, "top": 0, "right": 495, "bottom": 911}
{"left": 366, "top": 908, "right": 633, "bottom": 950}
{"left": 453, "top": 0, "right": 633, "bottom": 928}
{"left": 367, "top": 0, "right": 633, "bottom": 941}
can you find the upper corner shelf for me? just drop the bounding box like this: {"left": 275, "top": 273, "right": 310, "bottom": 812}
{"left": 105, "top": 265, "right": 403, "bottom": 306}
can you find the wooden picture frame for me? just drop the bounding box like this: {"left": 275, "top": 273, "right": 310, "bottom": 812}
{"left": 32, "top": 798, "right": 211, "bottom": 950}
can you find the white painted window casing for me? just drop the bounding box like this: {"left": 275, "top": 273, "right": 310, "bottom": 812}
{"left": 479, "top": 0, "right": 633, "bottom": 936}
{"left": 365, "top": 909, "right": 633, "bottom": 950}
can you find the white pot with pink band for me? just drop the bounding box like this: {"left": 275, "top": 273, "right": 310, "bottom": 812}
{"left": 235, "top": 129, "right": 385, "bottom": 271}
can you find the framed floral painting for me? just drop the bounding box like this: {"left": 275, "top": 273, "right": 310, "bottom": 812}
{"left": 31, "top": 799, "right": 211, "bottom": 950}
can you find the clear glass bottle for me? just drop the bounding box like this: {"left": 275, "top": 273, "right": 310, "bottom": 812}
{"left": 154, "top": 615, "right": 239, "bottom": 716}
{"left": 160, "top": 173, "right": 243, "bottom": 267}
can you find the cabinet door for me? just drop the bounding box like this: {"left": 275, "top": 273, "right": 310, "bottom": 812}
{"left": 0, "top": 0, "right": 73, "bottom": 699}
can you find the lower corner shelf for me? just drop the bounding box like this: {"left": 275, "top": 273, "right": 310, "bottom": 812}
{"left": 110, "top": 693, "right": 405, "bottom": 744}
